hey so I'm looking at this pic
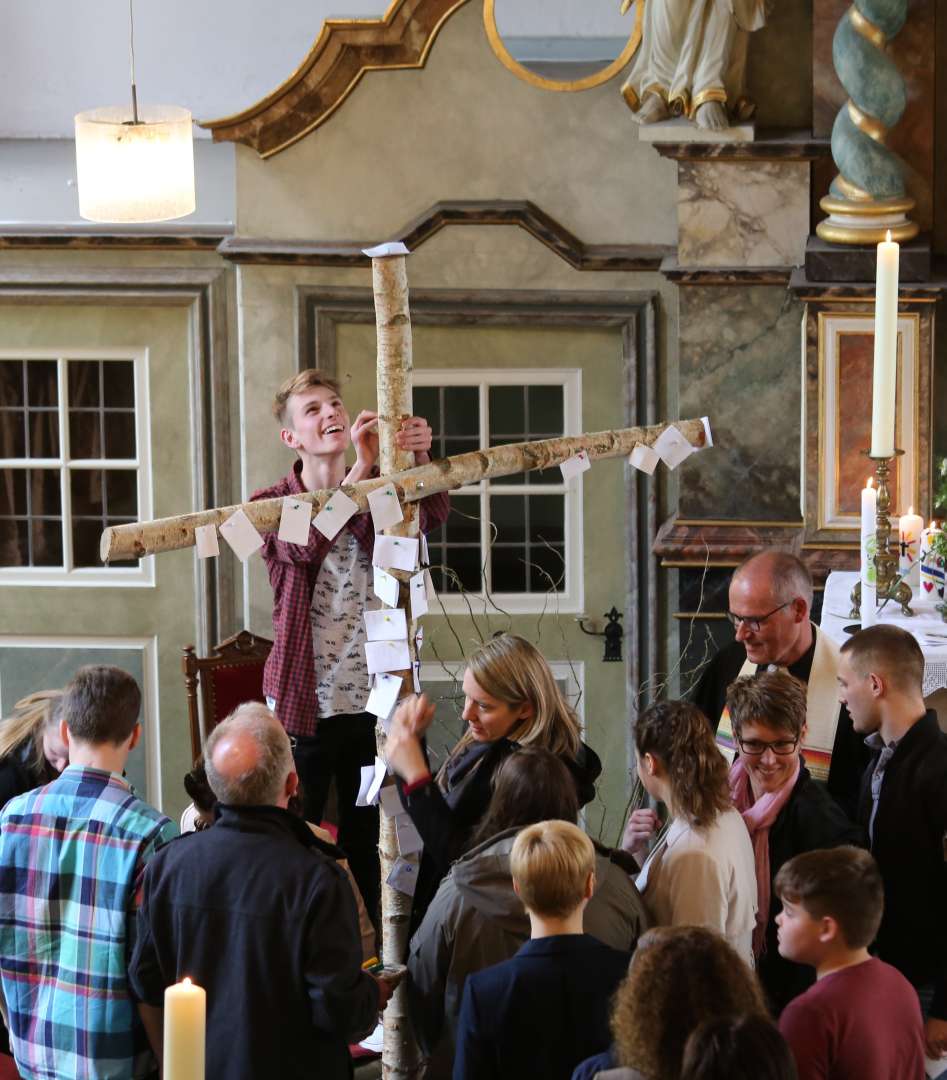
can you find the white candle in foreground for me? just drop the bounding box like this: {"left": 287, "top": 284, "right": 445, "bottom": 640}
{"left": 900, "top": 506, "right": 923, "bottom": 590}
{"left": 870, "top": 232, "right": 900, "bottom": 458}
{"left": 164, "top": 977, "right": 205, "bottom": 1080}
{"left": 861, "top": 478, "right": 877, "bottom": 626}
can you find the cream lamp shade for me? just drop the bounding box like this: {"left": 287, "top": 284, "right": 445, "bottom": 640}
{"left": 74, "top": 104, "right": 195, "bottom": 223}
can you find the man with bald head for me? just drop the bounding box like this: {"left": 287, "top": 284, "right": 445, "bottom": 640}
{"left": 838, "top": 625, "right": 947, "bottom": 1060}
{"left": 129, "top": 702, "right": 387, "bottom": 1080}
{"left": 693, "top": 550, "right": 868, "bottom": 811}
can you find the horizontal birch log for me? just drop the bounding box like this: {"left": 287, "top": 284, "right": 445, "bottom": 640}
{"left": 100, "top": 417, "right": 709, "bottom": 562}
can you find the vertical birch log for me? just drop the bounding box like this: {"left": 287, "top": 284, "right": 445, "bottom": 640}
{"left": 372, "top": 253, "right": 422, "bottom": 1080}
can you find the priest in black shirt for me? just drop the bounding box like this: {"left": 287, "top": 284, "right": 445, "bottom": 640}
{"left": 692, "top": 550, "right": 869, "bottom": 814}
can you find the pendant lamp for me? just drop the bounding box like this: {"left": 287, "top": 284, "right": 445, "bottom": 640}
{"left": 74, "top": 0, "right": 195, "bottom": 223}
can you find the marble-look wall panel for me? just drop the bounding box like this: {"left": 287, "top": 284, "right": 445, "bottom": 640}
{"left": 678, "top": 162, "right": 809, "bottom": 268}
{"left": 813, "top": 0, "right": 934, "bottom": 231}
{"left": 679, "top": 286, "right": 803, "bottom": 520}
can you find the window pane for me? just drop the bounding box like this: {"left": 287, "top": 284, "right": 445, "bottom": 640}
{"left": 443, "top": 546, "right": 482, "bottom": 592}
{"left": 530, "top": 494, "right": 565, "bottom": 544}
{"left": 31, "top": 518, "right": 63, "bottom": 567}
{"left": 30, "top": 469, "right": 62, "bottom": 517}
{"left": 104, "top": 413, "right": 136, "bottom": 459}
{"left": 26, "top": 410, "right": 59, "bottom": 458}
{"left": 26, "top": 361, "right": 58, "bottom": 409}
{"left": 414, "top": 387, "right": 439, "bottom": 435}
{"left": 0, "top": 413, "right": 26, "bottom": 458}
{"left": 0, "top": 520, "right": 28, "bottom": 566}
{"left": 68, "top": 360, "right": 100, "bottom": 408}
{"left": 492, "top": 494, "right": 526, "bottom": 544}
{"left": 102, "top": 362, "right": 135, "bottom": 407}
{"left": 489, "top": 386, "right": 524, "bottom": 437}
{"left": 491, "top": 547, "right": 527, "bottom": 592}
{"left": 528, "top": 385, "right": 564, "bottom": 435}
{"left": 71, "top": 469, "right": 105, "bottom": 519}
{"left": 443, "top": 387, "right": 479, "bottom": 437}
{"left": 69, "top": 411, "right": 102, "bottom": 459}
{"left": 530, "top": 543, "right": 566, "bottom": 592}
{"left": 105, "top": 470, "right": 138, "bottom": 517}
{"left": 444, "top": 496, "right": 481, "bottom": 544}
{"left": 0, "top": 470, "right": 27, "bottom": 516}
{"left": 72, "top": 520, "right": 104, "bottom": 568}
{"left": 0, "top": 362, "right": 24, "bottom": 408}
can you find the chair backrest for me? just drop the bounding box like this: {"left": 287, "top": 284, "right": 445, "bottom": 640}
{"left": 182, "top": 630, "right": 273, "bottom": 762}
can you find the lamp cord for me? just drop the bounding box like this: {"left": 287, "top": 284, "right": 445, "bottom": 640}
{"left": 129, "top": 0, "right": 139, "bottom": 123}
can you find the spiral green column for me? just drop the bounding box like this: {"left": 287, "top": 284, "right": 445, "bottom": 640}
{"left": 816, "top": 0, "right": 917, "bottom": 244}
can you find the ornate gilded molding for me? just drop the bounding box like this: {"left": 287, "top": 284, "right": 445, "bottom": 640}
{"left": 200, "top": 0, "right": 470, "bottom": 158}
{"left": 215, "top": 200, "right": 673, "bottom": 271}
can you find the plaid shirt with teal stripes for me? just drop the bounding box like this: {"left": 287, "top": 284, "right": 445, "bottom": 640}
{"left": 0, "top": 765, "right": 177, "bottom": 1080}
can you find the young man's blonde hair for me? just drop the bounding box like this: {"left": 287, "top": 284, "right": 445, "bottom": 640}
{"left": 272, "top": 368, "right": 341, "bottom": 425}
{"left": 510, "top": 819, "right": 594, "bottom": 919}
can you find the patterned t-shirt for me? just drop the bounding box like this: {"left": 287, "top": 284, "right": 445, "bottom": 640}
{"left": 310, "top": 528, "right": 373, "bottom": 717}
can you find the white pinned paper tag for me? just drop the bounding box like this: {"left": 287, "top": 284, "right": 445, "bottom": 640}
{"left": 560, "top": 451, "right": 591, "bottom": 481}
{"left": 312, "top": 490, "right": 359, "bottom": 541}
{"left": 700, "top": 416, "right": 714, "bottom": 448}
{"left": 410, "top": 571, "right": 429, "bottom": 618}
{"left": 373, "top": 534, "right": 419, "bottom": 573}
{"left": 373, "top": 566, "right": 401, "bottom": 607}
{"left": 629, "top": 443, "right": 660, "bottom": 475}
{"left": 387, "top": 856, "right": 419, "bottom": 896}
{"left": 367, "top": 485, "right": 404, "bottom": 531}
{"left": 219, "top": 509, "right": 264, "bottom": 561}
{"left": 363, "top": 241, "right": 410, "bottom": 258}
{"left": 653, "top": 426, "right": 697, "bottom": 469}
{"left": 364, "top": 608, "right": 408, "bottom": 641}
{"left": 195, "top": 524, "right": 219, "bottom": 558}
{"left": 365, "top": 639, "right": 411, "bottom": 675}
{"left": 420, "top": 534, "right": 430, "bottom": 566}
{"left": 366, "top": 673, "right": 402, "bottom": 721}
{"left": 415, "top": 627, "right": 424, "bottom": 653}
{"left": 278, "top": 497, "right": 312, "bottom": 545}
{"left": 379, "top": 784, "right": 405, "bottom": 818}
{"left": 425, "top": 569, "right": 437, "bottom": 603}
{"left": 395, "top": 814, "right": 424, "bottom": 856}
{"left": 412, "top": 661, "right": 422, "bottom": 694}
{"left": 356, "top": 765, "right": 375, "bottom": 807}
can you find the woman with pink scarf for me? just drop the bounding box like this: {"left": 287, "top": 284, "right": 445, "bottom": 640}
{"left": 726, "top": 671, "right": 863, "bottom": 1015}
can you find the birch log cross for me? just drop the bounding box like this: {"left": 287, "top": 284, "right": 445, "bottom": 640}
{"left": 97, "top": 252, "right": 711, "bottom": 1080}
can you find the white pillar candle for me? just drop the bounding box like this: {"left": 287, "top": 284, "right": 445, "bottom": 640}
{"left": 861, "top": 478, "right": 877, "bottom": 625}
{"left": 164, "top": 977, "right": 205, "bottom": 1080}
{"left": 899, "top": 506, "right": 923, "bottom": 590}
{"left": 921, "top": 520, "right": 944, "bottom": 600}
{"left": 870, "top": 232, "right": 900, "bottom": 458}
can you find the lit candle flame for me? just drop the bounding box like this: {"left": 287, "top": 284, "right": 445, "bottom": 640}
{"left": 909, "top": 505, "right": 914, "bottom": 515}
{"left": 866, "top": 477, "right": 874, "bottom": 489}
{"left": 182, "top": 977, "right": 192, "bottom": 987}
{"left": 886, "top": 229, "right": 892, "bottom": 243}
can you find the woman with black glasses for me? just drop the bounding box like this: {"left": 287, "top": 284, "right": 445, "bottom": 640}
{"left": 725, "top": 670, "right": 863, "bottom": 1014}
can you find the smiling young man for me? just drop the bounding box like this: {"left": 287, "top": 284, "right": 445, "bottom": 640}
{"left": 692, "top": 550, "right": 868, "bottom": 813}
{"left": 837, "top": 625, "right": 947, "bottom": 1063}
{"left": 251, "top": 369, "right": 448, "bottom": 925}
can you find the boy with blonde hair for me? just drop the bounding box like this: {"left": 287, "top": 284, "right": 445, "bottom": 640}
{"left": 453, "top": 820, "right": 630, "bottom": 1080}
{"left": 252, "top": 368, "right": 448, "bottom": 924}
{"left": 776, "top": 846, "right": 925, "bottom": 1079}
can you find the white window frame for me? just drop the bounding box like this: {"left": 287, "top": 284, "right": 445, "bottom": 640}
{"left": 415, "top": 368, "right": 584, "bottom": 615}
{"left": 0, "top": 348, "right": 154, "bottom": 587}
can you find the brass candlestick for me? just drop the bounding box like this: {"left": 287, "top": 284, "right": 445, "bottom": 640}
{"left": 849, "top": 450, "right": 914, "bottom": 620}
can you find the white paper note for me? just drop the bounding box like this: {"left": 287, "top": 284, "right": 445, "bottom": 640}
{"left": 653, "top": 425, "right": 697, "bottom": 469}
{"left": 395, "top": 814, "right": 424, "bottom": 856}
{"left": 701, "top": 416, "right": 714, "bottom": 448}
{"left": 415, "top": 626, "right": 424, "bottom": 653}
{"left": 312, "top": 490, "right": 359, "bottom": 541}
{"left": 195, "top": 524, "right": 219, "bottom": 558}
{"left": 373, "top": 565, "right": 401, "bottom": 607}
{"left": 366, "top": 673, "right": 402, "bottom": 720}
{"left": 219, "top": 509, "right": 264, "bottom": 561}
{"left": 412, "top": 661, "right": 422, "bottom": 694}
{"left": 365, "top": 608, "right": 408, "bottom": 641}
{"left": 629, "top": 443, "right": 660, "bottom": 475}
{"left": 379, "top": 784, "right": 404, "bottom": 819}
{"left": 365, "top": 639, "right": 411, "bottom": 675}
{"left": 387, "top": 856, "right": 418, "bottom": 896}
{"left": 373, "top": 534, "right": 419, "bottom": 572}
{"left": 367, "top": 485, "right": 404, "bottom": 531}
{"left": 367, "top": 756, "right": 387, "bottom": 805}
{"left": 277, "top": 497, "right": 312, "bottom": 545}
{"left": 410, "top": 571, "right": 429, "bottom": 618}
{"left": 425, "top": 568, "right": 437, "bottom": 604}
{"left": 363, "top": 241, "right": 410, "bottom": 258}
{"left": 560, "top": 451, "right": 591, "bottom": 481}
{"left": 420, "top": 534, "right": 430, "bottom": 566}
{"left": 356, "top": 764, "right": 375, "bottom": 807}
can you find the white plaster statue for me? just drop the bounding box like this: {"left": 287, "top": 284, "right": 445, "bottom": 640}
{"left": 620, "top": 0, "right": 769, "bottom": 131}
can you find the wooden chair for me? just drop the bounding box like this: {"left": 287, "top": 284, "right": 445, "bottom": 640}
{"left": 182, "top": 630, "right": 273, "bottom": 761}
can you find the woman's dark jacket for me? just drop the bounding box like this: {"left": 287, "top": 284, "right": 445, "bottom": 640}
{"left": 0, "top": 737, "right": 56, "bottom": 810}
{"left": 397, "top": 736, "right": 602, "bottom": 932}
{"left": 758, "top": 764, "right": 864, "bottom": 1014}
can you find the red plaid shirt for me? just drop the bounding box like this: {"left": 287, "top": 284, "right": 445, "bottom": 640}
{"left": 251, "top": 461, "right": 449, "bottom": 738}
